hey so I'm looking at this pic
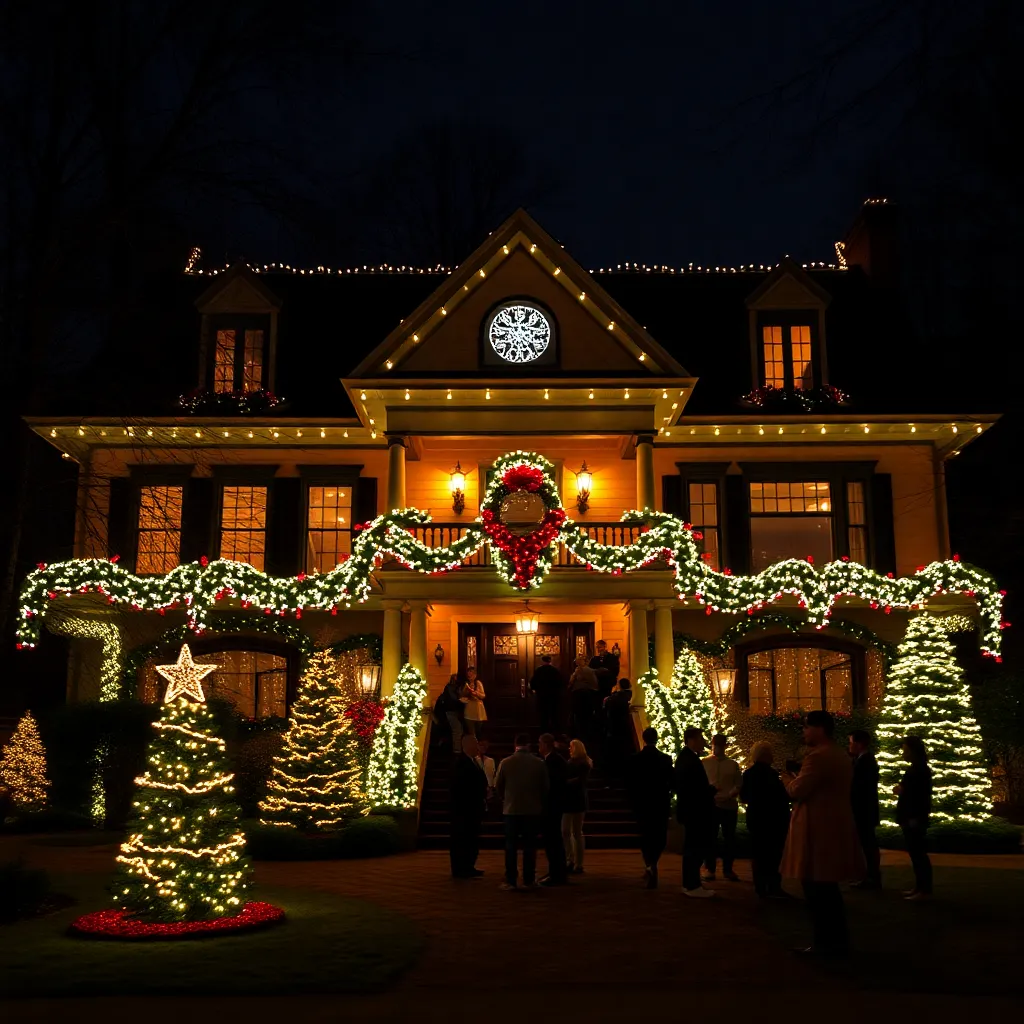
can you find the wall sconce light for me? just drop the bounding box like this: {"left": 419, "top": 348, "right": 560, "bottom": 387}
{"left": 574, "top": 461, "right": 593, "bottom": 514}
{"left": 434, "top": 643, "right": 445, "bottom": 666}
{"left": 357, "top": 662, "right": 382, "bottom": 698}
{"left": 450, "top": 460, "right": 466, "bottom": 515}
{"left": 515, "top": 601, "right": 539, "bottom": 635}
{"left": 611, "top": 642, "right": 621, "bottom": 659}
{"left": 713, "top": 667, "right": 736, "bottom": 699}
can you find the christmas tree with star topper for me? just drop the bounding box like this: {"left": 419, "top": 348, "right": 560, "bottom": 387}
{"left": 259, "top": 650, "right": 367, "bottom": 831}
{"left": 112, "top": 645, "right": 253, "bottom": 922}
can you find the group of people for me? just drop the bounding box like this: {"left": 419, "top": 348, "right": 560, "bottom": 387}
{"left": 436, "top": 666, "right": 488, "bottom": 753}
{"left": 449, "top": 705, "right": 936, "bottom": 959}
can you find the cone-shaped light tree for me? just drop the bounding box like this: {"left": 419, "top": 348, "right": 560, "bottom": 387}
{"left": 877, "top": 615, "right": 991, "bottom": 823}
{"left": 0, "top": 711, "right": 50, "bottom": 811}
{"left": 112, "top": 646, "right": 252, "bottom": 922}
{"left": 367, "top": 664, "right": 427, "bottom": 809}
{"left": 260, "top": 651, "right": 366, "bottom": 831}
{"left": 642, "top": 648, "right": 716, "bottom": 758}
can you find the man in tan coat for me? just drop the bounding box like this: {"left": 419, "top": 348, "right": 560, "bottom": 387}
{"left": 781, "top": 710, "right": 864, "bottom": 956}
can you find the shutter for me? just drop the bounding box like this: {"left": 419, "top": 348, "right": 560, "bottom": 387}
{"left": 353, "top": 476, "right": 379, "bottom": 527}
{"left": 724, "top": 474, "right": 751, "bottom": 575}
{"left": 266, "top": 478, "right": 302, "bottom": 576}
{"left": 107, "top": 479, "right": 133, "bottom": 564}
{"left": 662, "top": 474, "right": 683, "bottom": 518}
{"left": 181, "top": 478, "right": 215, "bottom": 564}
{"left": 871, "top": 473, "right": 897, "bottom": 575}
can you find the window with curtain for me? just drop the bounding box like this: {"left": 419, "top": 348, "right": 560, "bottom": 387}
{"left": 688, "top": 481, "right": 720, "bottom": 569}
{"left": 749, "top": 481, "right": 833, "bottom": 569}
{"left": 219, "top": 486, "right": 267, "bottom": 569}
{"left": 760, "top": 322, "right": 814, "bottom": 389}
{"left": 746, "top": 646, "right": 853, "bottom": 713}
{"left": 136, "top": 485, "right": 183, "bottom": 573}
{"left": 307, "top": 484, "right": 353, "bottom": 572}
{"left": 210, "top": 318, "right": 267, "bottom": 392}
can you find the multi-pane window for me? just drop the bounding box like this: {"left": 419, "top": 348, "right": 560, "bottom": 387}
{"left": 220, "top": 486, "right": 267, "bottom": 569}
{"left": 307, "top": 485, "right": 353, "bottom": 572}
{"left": 214, "top": 330, "right": 236, "bottom": 392}
{"left": 761, "top": 323, "right": 814, "bottom": 389}
{"left": 242, "top": 329, "right": 264, "bottom": 390}
{"left": 136, "top": 485, "right": 183, "bottom": 574}
{"left": 747, "top": 647, "right": 853, "bottom": 713}
{"left": 749, "top": 481, "right": 833, "bottom": 569}
{"left": 846, "top": 481, "right": 868, "bottom": 564}
{"left": 212, "top": 323, "right": 265, "bottom": 392}
{"left": 688, "top": 481, "right": 720, "bottom": 569}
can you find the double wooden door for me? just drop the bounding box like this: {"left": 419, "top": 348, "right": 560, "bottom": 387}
{"left": 458, "top": 622, "right": 594, "bottom": 723}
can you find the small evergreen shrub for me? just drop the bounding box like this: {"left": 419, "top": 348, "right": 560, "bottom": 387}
{"left": 244, "top": 815, "right": 401, "bottom": 861}
{"left": 878, "top": 818, "right": 1020, "bottom": 854}
{"left": 0, "top": 861, "right": 53, "bottom": 922}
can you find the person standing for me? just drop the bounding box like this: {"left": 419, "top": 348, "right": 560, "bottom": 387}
{"left": 442, "top": 674, "right": 465, "bottom": 754}
{"left": 602, "top": 678, "right": 634, "bottom": 780}
{"left": 475, "top": 738, "right": 497, "bottom": 798}
{"left": 538, "top": 733, "right": 570, "bottom": 885}
{"left": 589, "top": 639, "right": 620, "bottom": 701}
{"left": 569, "top": 656, "right": 600, "bottom": 740}
{"left": 895, "top": 735, "right": 933, "bottom": 900}
{"left": 674, "top": 727, "right": 717, "bottom": 898}
{"left": 494, "top": 733, "right": 548, "bottom": 890}
{"left": 450, "top": 735, "right": 488, "bottom": 879}
{"left": 781, "top": 710, "right": 864, "bottom": 956}
{"left": 702, "top": 734, "right": 742, "bottom": 882}
{"left": 529, "top": 655, "right": 564, "bottom": 733}
{"left": 849, "top": 728, "right": 882, "bottom": 889}
{"left": 461, "top": 667, "right": 487, "bottom": 738}
{"left": 740, "top": 741, "right": 791, "bottom": 897}
{"left": 626, "top": 726, "right": 674, "bottom": 888}
{"left": 562, "top": 738, "right": 592, "bottom": 874}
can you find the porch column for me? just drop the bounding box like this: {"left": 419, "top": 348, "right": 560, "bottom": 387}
{"left": 628, "top": 599, "right": 651, "bottom": 703}
{"left": 386, "top": 434, "right": 407, "bottom": 511}
{"left": 408, "top": 600, "right": 428, "bottom": 676}
{"left": 381, "top": 599, "right": 404, "bottom": 699}
{"left": 654, "top": 600, "right": 675, "bottom": 684}
{"left": 635, "top": 433, "right": 655, "bottom": 511}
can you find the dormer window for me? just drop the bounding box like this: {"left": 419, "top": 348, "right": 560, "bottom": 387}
{"left": 210, "top": 316, "right": 268, "bottom": 392}
{"left": 758, "top": 315, "right": 817, "bottom": 390}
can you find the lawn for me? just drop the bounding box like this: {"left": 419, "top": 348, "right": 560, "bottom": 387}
{"left": 756, "top": 863, "right": 1024, "bottom": 996}
{"left": 1, "top": 873, "right": 424, "bottom": 997}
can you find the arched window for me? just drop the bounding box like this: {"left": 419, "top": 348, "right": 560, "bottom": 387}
{"left": 735, "top": 636, "right": 869, "bottom": 713}
{"left": 140, "top": 637, "right": 298, "bottom": 718}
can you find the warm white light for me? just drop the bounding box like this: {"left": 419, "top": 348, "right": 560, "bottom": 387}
{"left": 864, "top": 426, "right": 870, "bottom": 433}
{"left": 447, "top": 389, "right": 452, "bottom": 400}
{"left": 624, "top": 389, "right": 630, "bottom": 399}
{"left": 758, "top": 426, "right": 765, "bottom": 435}
{"left": 515, "top": 602, "right": 539, "bottom": 635}
{"left": 910, "top": 425, "right": 917, "bottom": 433}
{"left": 588, "top": 390, "right": 594, "bottom": 399}
{"left": 543, "top": 389, "right": 549, "bottom": 400}
{"left": 778, "top": 427, "right": 784, "bottom": 434}
{"left": 320, "top": 428, "right": 326, "bottom": 438}
{"left": 713, "top": 667, "right": 736, "bottom": 697}
{"left": 976, "top": 425, "right": 982, "bottom": 434}
{"left": 607, "top": 322, "right": 615, "bottom": 330}
{"left": 578, "top": 292, "right": 586, "bottom": 301}
{"left": 639, "top": 353, "right": 646, "bottom": 362}
{"left": 360, "top": 391, "right": 367, "bottom": 400}
{"left": 49, "top": 428, "right": 56, "bottom": 437}
{"left": 385, "top": 360, "right": 393, "bottom": 370}
{"left": 714, "top": 426, "right": 720, "bottom": 436}
{"left": 553, "top": 267, "right": 561, "bottom": 276}
{"left": 485, "top": 389, "right": 491, "bottom": 400}
{"left": 952, "top": 424, "right": 958, "bottom": 434}
{"left": 820, "top": 426, "right": 826, "bottom": 434}
{"left": 404, "top": 390, "right": 411, "bottom": 401}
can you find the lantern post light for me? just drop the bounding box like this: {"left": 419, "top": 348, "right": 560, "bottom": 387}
{"left": 450, "top": 461, "right": 467, "bottom": 515}
{"left": 434, "top": 643, "right": 445, "bottom": 666}
{"left": 713, "top": 667, "right": 736, "bottom": 699}
{"left": 357, "top": 662, "right": 382, "bottom": 698}
{"left": 515, "top": 601, "right": 539, "bottom": 635}
{"left": 574, "top": 461, "right": 593, "bottom": 515}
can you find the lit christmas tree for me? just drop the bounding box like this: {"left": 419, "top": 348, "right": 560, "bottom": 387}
{"left": 877, "top": 615, "right": 991, "bottom": 823}
{"left": 642, "top": 648, "right": 716, "bottom": 757}
{"left": 366, "top": 663, "right": 426, "bottom": 809}
{"left": 112, "top": 646, "right": 252, "bottom": 922}
{"left": 0, "top": 711, "right": 50, "bottom": 811}
{"left": 260, "top": 651, "right": 366, "bottom": 831}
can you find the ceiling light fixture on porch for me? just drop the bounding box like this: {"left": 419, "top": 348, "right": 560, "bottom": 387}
{"left": 574, "top": 461, "right": 592, "bottom": 515}
{"left": 450, "top": 461, "right": 466, "bottom": 515}
{"left": 515, "top": 601, "right": 539, "bottom": 635}
{"left": 712, "top": 667, "right": 736, "bottom": 699}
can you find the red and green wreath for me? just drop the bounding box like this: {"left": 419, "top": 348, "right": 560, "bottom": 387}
{"left": 479, "top": 452, "right": 567, "bottom": 589}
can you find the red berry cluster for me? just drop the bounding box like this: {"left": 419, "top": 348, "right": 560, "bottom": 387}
{"left": 70, "top": 901, "right": 285, "bottom": 940}
{"left": 344, "top": 698, "right": 386, "bottom": 745}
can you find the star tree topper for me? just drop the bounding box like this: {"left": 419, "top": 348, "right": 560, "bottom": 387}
{"left": 156, "top": 644, "right": 218, "bottom": 703}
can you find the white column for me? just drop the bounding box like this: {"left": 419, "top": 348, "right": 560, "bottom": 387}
{"left": 635, "top": 433, "right": 655, "bottom": 511}
{"left": 654, "top": 600, "right": 675, "bottom": 684}
{"left": 386, "top": 434, "right": 407, "bottom": 511}
{"left": 408, "top": 601, "right": 428, "bottom": 676}
{"left": 381, "top": 599, "right": 403, "bottom": 698}
{"left": 629, "top": 599, "right": 651, "bottom": 703}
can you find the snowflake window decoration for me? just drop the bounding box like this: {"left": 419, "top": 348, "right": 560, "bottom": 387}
{"left": 487, "top": 303, "right": 551, "bottom": 363}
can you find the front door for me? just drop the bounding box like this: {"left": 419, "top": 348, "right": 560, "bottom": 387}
{"left": 458, "top": 622, "right": 594, "bottom": 723}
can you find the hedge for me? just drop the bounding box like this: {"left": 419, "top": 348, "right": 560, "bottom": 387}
{"left": 244, "top": 815, "right": 401, "bottom": 860}
{"left": 877, "top": 818, "right": 1021, "bottom": 855}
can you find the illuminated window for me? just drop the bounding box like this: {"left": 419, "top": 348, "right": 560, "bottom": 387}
{"left": 746, "top": 646, "right": 853, "bottom": 713}
{"left": 762, "top": 326, "right": 785, "bottom": 388}
{"left": 688, "top": 481, "right": 720, "bottom": 569}
{"left": 242, "top": 329, "right": 264, "bottom": 390}
{"left": 790, "top": 325, "right": 813, "bottom": 389}
{"left": 847, "top": 481, "right": 867, "bottom": 564}
{"left": 136, "top": 485, "right": 183, "bottom": 574}
{"left": 307, "top": 485, "right": 353, "bottom": 572}
{"left": 214, "top": 330, "right": 236, "bottom": 392}
{"left": 749, "top": 481, "right": 832, "bottom": 569}
{"left": 219, "top": 486, "right": 267, "bottom": 569}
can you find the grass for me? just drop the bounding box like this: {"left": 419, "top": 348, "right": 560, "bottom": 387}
{"left": 755, "top": 864, "right": 1024, "bottom": 995}
{"left": 1, "top": 873, "right": 424, "bottom": 996}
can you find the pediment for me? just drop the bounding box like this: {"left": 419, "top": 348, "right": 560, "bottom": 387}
{"left": 195, "top": 265, "right": 281, "bottom": 314}
{"left": 745, "top": 258, "right": 832, "bottom": 310}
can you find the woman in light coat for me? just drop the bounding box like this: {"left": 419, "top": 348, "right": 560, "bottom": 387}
{"left": 461, "top": 666, "right": 487, "bottom": 737}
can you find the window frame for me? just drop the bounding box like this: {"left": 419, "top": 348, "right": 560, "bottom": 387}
{"left": 754, "top": 312, "right": 822, "bottom": 391}
{"left": 675, "top": 462, "right": 729, "bottom": 570}
{"left": 206, "top": 314, "right": 271, "bottom": 393}
{"left": 735, "top": 634, "right": 867, "bottom": 710}
{"left": 298, "top": 465, "right": 363, "bottom": 573}
{"left": 211, "top": 467, "right": 276, "bottom": 569}
{"left": 128, "top": 465, "right": 193, "bottom": 574}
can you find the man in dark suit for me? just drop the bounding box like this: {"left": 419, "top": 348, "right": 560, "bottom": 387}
{"left": 538, "top": 732, "right": 570, "bottom": 885}
{"left": 849, "top": 728, "right": 881, "bottom": 888}
{"left": 529, "top": 655, "right": 564, "bottom": 733}
{"left": 449, "top": 734, "right": 488, "bottom": 879}
{"left": 589, "top": 639, "right": 620, "bottom": 701}
{"left": 494, "top": 733, "right": 549, "bottom": 890}
{"left": 674, "top": 726, "right": 717, "bottom": 898}
{"left": 626, "top": 726, "right": 674, "bottom": 888}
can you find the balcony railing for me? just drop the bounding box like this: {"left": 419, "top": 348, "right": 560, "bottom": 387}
{"left": 400, "top": 522, "right": 648, "bottom": 569}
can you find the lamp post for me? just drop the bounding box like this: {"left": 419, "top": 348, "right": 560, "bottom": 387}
{"left": 574, "top": 461, "right": 592, "bottom": 515}
{"left": 357, "top": 662, "right": 382, "bottom": 699}
{"left": 712, "top": 667, "right": 736, "bottom": 700}
{"left": 515, "top": 601, "right": 539, "bottom": 635}
{"left": 450, "top": 461, "right": 466, "bottom": 515}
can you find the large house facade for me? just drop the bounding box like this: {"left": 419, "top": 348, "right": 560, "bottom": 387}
{"left": 18, "top": 203, "right": 1003, "bottom": 831}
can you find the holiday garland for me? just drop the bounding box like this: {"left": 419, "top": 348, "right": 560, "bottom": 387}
{"left": 16, "top": 451, "right": 1006, "bottom": 657}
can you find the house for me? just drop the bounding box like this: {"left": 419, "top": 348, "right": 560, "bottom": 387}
{"left": 17, "top": 203, "right": 1003, "bottom": 838}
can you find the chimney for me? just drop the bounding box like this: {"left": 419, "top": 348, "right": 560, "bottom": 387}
{"left": 840, "top": 199, "right": 900, "bottom": 288}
